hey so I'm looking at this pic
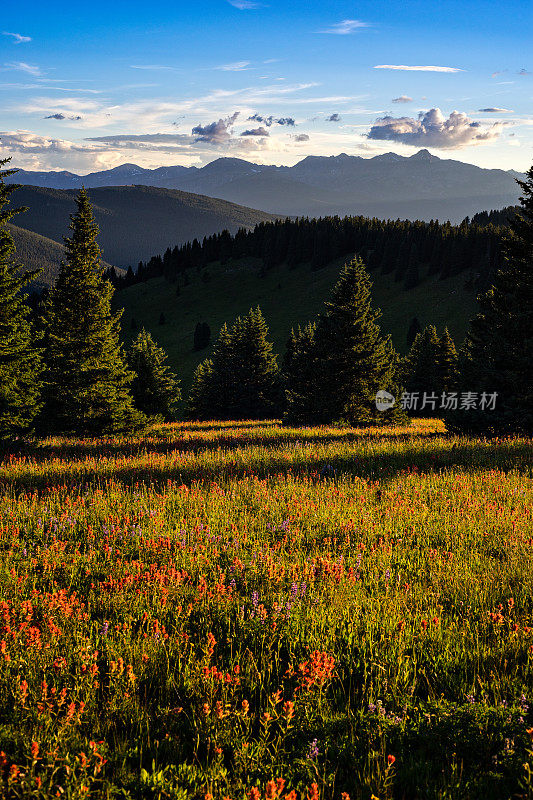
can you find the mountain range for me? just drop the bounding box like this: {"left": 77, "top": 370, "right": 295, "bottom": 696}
{"left": 9, "top": 184, "right": 278, "bottom": 268}
{"left": 8, "top": 150, "right": 524, "bottom": 224}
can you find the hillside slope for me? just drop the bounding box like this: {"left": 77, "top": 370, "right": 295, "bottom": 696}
{"left": 8, "top": 224, "right": 114, "bottom": 290}
{"left": 10, "top": 185, "right": 279, "bottom": 267}
{"left": 115, "top": 256, "right": 478, "bottom": 397}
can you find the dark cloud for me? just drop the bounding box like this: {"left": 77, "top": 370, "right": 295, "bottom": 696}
{"left": 292, "top": 133, "right": 309, "bottom": 142}
{"left": 392, "top": 96, "right": 413, "bottom": 104}
{"left": 192, "top": 112, "right": 239, "bottom": 143}
{"left": 240, "top": 127, "right": 269, "bottom": 137}
{"left": 247, "top": 113, "right": 295, "bottom": 127}
{"left": 478, "top": 107, "right": 513, "bottom": 113}
{"left": 44, "top": 113, "right": 82, "bottom": 120}
{"left": 367, "top": 108, "right": 503, "bottom": 149}
{"left": 326, "top": 113, "right": 341, "bottom": 121}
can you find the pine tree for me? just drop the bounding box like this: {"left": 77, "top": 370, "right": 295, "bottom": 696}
{"left": 187, "top": 307, "right": 280, "bottom": 420}
{"left": 287, "top": 257, "right": 405, "bottom": 425}
{"left": 403, "top": 325, "right": 441, "bottom": 414}
{"left": 407, "top": 316, "right": 421, "bottom": 348}
{"left": 283, "top": 323, "right": 322, "bottom": 424}
{"left": 447, "top": 168, "right": 533, "bottom": 434}
{"left": 128, "top": 329, "right": 181, "bottom": 420}
{"left": 40, "top": 189, "right": 144, "bottom": 434}
{"left": 437, "top": 327, "right": 458, "bottom": 394}
{"left": 0, "top": 159, "right": 41, "bottom": 438}
{"left": 187, "top": 358, "right": 215, "bottom": 420}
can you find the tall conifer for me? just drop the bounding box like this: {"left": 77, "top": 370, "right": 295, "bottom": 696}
{"left": 40, "top": 189, "right": 143, "bottom": 434}
{"left": 188, "top": 307, "right": 280, "bottom": 420}
{"left": 286, "top": 257, "right": 405, "bottom": 425}
{"left": 447, "top": 168, "right": 533, "bottom": 434}
{"left": 0, "top": 158, "right": 41, "bottom": 437}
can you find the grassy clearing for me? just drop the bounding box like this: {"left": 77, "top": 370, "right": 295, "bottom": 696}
{"left": 115, "top": 259, "right": 478, "bottom": 394}
{"left": 0, "top": 419, "right": 532, "bottom": 799}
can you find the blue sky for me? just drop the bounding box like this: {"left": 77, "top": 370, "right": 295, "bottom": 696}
{"left": 1, "top": 0, "right": 531, "bottom": 173}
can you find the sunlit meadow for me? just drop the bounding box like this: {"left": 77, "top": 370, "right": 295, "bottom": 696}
{"left": 0, "top": 419, "right": 532, "bottom": 799}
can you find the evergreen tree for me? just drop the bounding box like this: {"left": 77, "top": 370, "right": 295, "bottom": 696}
{"left": 0, "top": 159, "right": 42, "bottom": 438}
{"left": 40, "top": 189, "right": 144, "bottom": 434}
{"left": 128, "top": 329, "right": 181, "bottom": 420}
{"left": 187, "top": 358, "right": 215, "bottom": 421}
{"left": 188, "top": 307, "right": 280, "bottom": 420}
{"left": 447, "top": 168, "right": 533, "bottom": 434}
{"left": 437, "top": 327, "right": 458, "bottom": 393}
{"left": 283, "top": 323, "right": 322, "bottom": 425}
{"left": 286, "top": 257, "right": 405, "bottom": 425}
{"left": 403, "top": 325, "right": 441, "bottom": 414}
{"left": 158, "top": 312, "right": 166, "bottom": 325}
{"left": 407, "top": 316, "right": 421, "bottom": 348}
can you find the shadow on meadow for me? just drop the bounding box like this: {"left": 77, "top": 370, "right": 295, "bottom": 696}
{"left": 1, "top": 434, "right": 531, "bottom": 495}
{"left": 1, "top": 425, "right": 446, "bottom": 463}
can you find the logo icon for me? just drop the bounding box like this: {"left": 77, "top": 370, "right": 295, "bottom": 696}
{"left": 375, "top": 390, "right": 396, "bottom": 411}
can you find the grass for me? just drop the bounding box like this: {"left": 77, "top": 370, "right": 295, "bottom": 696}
{"left": 114, "top": 258, "right": 478, "bottom": 395}
{"left": 0, "top": 418, "right": 532, "bottom": 799}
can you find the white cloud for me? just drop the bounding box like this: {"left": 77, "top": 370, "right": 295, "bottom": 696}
{"left": 2, "top": 32, "right": 32, "bottom": 44}
{"left": 374, "top": 65, "right": 464, "bottom": 73}
{"left": 3, "top": 61, "right": 42, "bottom": 76}
{"left": 319, "top": 19, "right": 369, "bottom": 35}
{"left": 368, "top": 108, "right": 505, "bottom": 148}
{"left": 216, "top": 61, "right": 251, "bottom": 72}
{"left": 226, "top": 0, "right": 262, "bottom": 8}
{"left": 130, "top": 64, "right": 180, "bottom": 71}
{"left": 392, "top": 95, "right": 413, "bottom": 104}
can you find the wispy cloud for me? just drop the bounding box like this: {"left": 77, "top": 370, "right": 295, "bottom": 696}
{"left": 216, "top": 61, "right": 251, "bottom": 72}
{"left": 2, "top": 32, "right": 31, "bottom": 44}
{"left": 478, "top": 107, "right": 514, "bottom": 113}
{"left": 518, "top": 68, "right": 531, "bottom": 76}
{"left": 130, "top": 64, "right": 180, "bottom": 71}
{"left": 319, "top": 19, "right": 369, "bottom": 35}
{"left": 226, "top": 0, "right": 262, "bottom": 8}
{"left": 392, "top": 95, "right": 413, "bottom": 103}
{"left": 3, "top": 61, "right": 42, "bottom": 76}
{"left": 367, "top": 107, "right": 504, "bottom": 148}
{"left": 374, "top": 65, "right": 464, "bottom": 73}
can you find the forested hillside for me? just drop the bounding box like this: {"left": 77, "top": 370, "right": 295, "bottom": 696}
{"left": 10, "top": 184, "right": 279, "bottom": 266}
{"left": 8, "top": 224, "right": 114, "bottom": 289}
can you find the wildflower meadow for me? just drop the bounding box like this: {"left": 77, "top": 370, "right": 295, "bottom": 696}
{"left": 0, "top": 419, "right": 532, "bottom": 799}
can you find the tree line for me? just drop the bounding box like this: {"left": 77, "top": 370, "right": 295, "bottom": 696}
{"left": 1, "top": 156, "right": 531, "bottom": 438}
{"left": 109, "top": 212, "right": 508, "bottom": 296}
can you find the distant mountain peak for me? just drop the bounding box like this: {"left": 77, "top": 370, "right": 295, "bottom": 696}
{"left": 409, "top": 149, "right": 439, "bottom": 162}
{"left": 107, "top": 163, "right": 143, "bottom": 172}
